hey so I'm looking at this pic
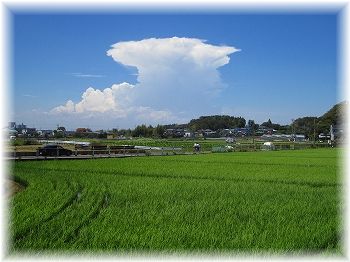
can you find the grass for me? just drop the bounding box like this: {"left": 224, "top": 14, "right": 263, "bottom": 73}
{"left": 9, "top": 148, "right": 342, "bottom": 255}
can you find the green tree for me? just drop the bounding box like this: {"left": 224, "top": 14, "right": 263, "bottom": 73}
{"left": 188, "top": 115, "right": 246, "bottom": 131}
{"left": 132, "top": 125, "right": 154, "bottom": 137}
{"left": 53, "top": 130, "right": 64, "bottom": 138}
{"left": 153, "top": 125, "right": 166, "bottom": 138}
{"left": 261, "top": 119, "right": 273, "bottom": 128}
{"left": 293, "top": 117, "right": 317, "bottom": 139}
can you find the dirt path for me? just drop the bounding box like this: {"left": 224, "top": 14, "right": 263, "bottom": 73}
{"left": 5, "top": 179, "right": 25, "bottom": 197}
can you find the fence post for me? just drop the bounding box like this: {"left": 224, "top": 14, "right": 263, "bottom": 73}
{"left": 92, "top": 146, "right": 95, "bottom": 158}
{"left": 108, "top": 146, "right": 111, "bottom": 157}
{"left": 14, "top": 146, "right": 17, "bottom": 159}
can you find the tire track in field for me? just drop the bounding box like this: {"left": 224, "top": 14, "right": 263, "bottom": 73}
{"left": 22, "top": 166, "right": 340, "bottom": 189}
{"left": 214, "top": 154, "right": 338, "bottom": 159}
{"left": 63, "top": 192, "right": 110, "bottom": 244}
{"left": 14, "top": 184, "right": 83, "bottom": 243}
{"left": 160, "top": 158, "right": 338, "bottom": 168}
{"left": 111, "top": 172, "right": 340, "bottom": 188}
{"left": 62, "top": 182, "right": 112, "bottom": 244}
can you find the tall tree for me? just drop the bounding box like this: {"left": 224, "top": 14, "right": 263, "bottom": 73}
{"left": 153, "top": 125, "right": 166, "bottom": 138}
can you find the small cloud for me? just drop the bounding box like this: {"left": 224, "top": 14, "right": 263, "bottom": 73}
{"left": 70, "top": 73, "right": 105, "bottom": 78}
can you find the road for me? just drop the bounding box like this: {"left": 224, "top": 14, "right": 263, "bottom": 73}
{"left": 4, "top": 153, "right": 147, "bottom": 161}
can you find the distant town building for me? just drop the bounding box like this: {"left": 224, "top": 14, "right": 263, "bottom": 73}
{"left": 21, "top": 127, "right": 37, "bottom": 136}
{"left": 16, "top": 123, "right": 27, "bottom": 133}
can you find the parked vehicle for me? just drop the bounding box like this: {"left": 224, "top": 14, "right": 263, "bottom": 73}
{"left": 38, "top": 144, "right": 72, "bottom": 156}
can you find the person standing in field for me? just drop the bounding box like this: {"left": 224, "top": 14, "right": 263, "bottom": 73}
{"left": 193, "top": 143, "right": 201, "bottom": 153}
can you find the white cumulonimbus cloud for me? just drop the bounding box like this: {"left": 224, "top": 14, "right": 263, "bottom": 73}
{"left": 107, "top": 37, "right": 240, "bottom": 112}
{"left": 107, "top": 37, "right": 238, "bottom": 69}
{"left": 51, "top": 37, "right": 240, "bottom": 127}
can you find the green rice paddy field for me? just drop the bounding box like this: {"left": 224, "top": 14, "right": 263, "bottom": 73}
{"left": 9, "top": 148, "right": 342, "bottom": 254}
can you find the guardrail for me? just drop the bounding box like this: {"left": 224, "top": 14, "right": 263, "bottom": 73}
{"left": 7, "top": 145, "right": 191, "bottom": 160}
{"left": 8, "top": 148, "right": 147, "bottom": 160}
{"left": 6, "top": 142, "right": 336, "bottom": 160}
{"left": 212, "top": 142, "right": 333, "bottom": 153}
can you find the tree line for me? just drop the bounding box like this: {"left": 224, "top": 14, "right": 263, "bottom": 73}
{"left": 292, "top": 101, "right": 344, "bottom": 140}
{"left": 50, "top": 101, "right": 345, "bottom": 139}
{"left": 120, "top": 102, "right": 344, "bottom": 139}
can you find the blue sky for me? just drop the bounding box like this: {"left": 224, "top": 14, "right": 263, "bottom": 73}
{"left": 12, "top": 12, "right": 339, "bottom": 130}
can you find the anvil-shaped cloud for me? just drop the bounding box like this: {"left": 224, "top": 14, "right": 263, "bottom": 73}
{"left": 51, "top": 37, "right": 240, "bottom": 126}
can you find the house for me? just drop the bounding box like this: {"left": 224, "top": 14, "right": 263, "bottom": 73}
{"left": 220, "top": 129, "right": 233, "bottom": 137}
{"left": 15, "top": 123, "right": 27, "bottom": 133}
{"left": 22, "top": 127, "right": 37, "bottom": 137}
{"left": 9, "top": 122, "right": 37, "bottom": 137}
{"left": 294, "top": 134, "right": 306, "bottom": 142}
{"left": 200, "top": 129, "right": 218, "bottom": 138}
{"left": 164, "top": 128, "right": 185, "bottom": 138}
{"left": 76, "top": 128, "right": 92, "bottom": 133}
{"left": 318, "top": 133, "right": 330, "bottom": 142}
{"left": 184, "top": 130, "right": 194, "bottom": 138}
{"left": 57, "top": 126, "right": 66, "bottom": 133}
{"left": 256, "top": 125, "right": 275, "bottom": 136}
{"left": 37, "top": 130, "right": 54, "bottom": 137}
{"left": 330, "top": 124, "right": 343, "bottom": 143}
{"left": 232, "top": 127, "right": 252, "bottom": 137}
{"left": 6, "top": 128, "right": 18, "bottom": 139}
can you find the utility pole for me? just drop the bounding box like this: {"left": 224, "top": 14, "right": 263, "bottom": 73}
{"left": 313, "top": 118, "right": 316, "bottom": 145}
{"left": 252, "top": 126, "right": 255, "bottom": 151}
{"left": 291, "top": 119, "right": 295, "bottom": 149}
{"left": 253, "top": 129, "right": 255, "bottom": 150}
